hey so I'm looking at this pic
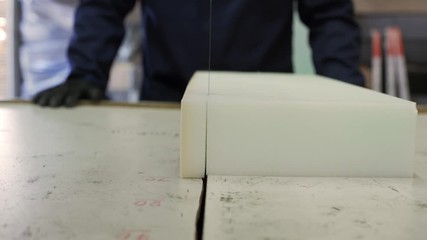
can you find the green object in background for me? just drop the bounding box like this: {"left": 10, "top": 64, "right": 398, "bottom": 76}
{"left": 292, "top": 9, "right": 315, "bottom": 75}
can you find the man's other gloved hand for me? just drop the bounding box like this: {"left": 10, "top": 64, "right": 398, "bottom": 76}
{"left": 32, "top": 79, "right": 105, "bottom": 108}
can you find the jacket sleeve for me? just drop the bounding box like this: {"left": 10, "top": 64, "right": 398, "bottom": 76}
{"left": 67, "top": 0, "right": 136, "bottom": 90}
{"left": 298, "top": 0, "right": 365, "bottom": 86}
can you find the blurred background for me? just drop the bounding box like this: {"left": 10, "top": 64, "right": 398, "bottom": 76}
{"left": 0, "top": 0, "right": 6, "bottom": 99}
{"left": 0, "top": 0, "right": 426, "bottom": 104}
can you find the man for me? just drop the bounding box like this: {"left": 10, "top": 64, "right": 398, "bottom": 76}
{"left": 33, "top": 0, "right": 364, "bottom": 107}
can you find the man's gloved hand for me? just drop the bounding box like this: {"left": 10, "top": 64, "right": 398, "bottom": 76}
{"left": 32, "top": 79, "right": 105, "bottom": 108}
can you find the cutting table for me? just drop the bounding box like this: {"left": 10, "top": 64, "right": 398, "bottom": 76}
{"left": 0, "top": 102, "right": 201, "bottom": 239}
{"left": 0, "top": 101, "right": 426, "bottom": 240}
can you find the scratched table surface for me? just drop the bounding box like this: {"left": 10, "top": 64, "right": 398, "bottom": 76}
{"left": 0, "top": 102, "right": 202, "bottom": 240}
{"left": 203, "top": 114, "right": 427, "bottom": 240}
{"left": 2, "top": 102, "right": 427, "bottom": 240}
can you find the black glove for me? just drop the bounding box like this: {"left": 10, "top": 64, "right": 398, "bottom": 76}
{"left": 32, "top": 79, "right": 105, "bottom": 108}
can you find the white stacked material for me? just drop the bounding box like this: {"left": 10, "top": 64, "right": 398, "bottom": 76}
{"left": 180, "top": 71, "right": 417, "bottom": 178}
{"left": 180, "top": 72, "right": 209, "bottom": 178}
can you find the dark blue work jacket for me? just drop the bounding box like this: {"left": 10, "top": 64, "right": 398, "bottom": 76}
{"left": 67, "top": 0, "right": 364, "bottom": 101}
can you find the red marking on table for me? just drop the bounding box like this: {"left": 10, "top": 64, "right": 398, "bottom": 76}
{"left": 117, "top": 230, "right": 150, "bottom": 240}
{"left": 144, "top": 177, "right": 171, "bottom": 182}
{"left": 134, "top": 199, "right": 162, "bottom": 207}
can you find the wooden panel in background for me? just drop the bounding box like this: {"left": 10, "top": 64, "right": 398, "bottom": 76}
{"left": 354, "top": 0, "right": 427, "bottom": 15}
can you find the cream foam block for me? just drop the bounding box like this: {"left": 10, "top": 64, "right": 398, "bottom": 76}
{"left": 180, "top": 71, "right": 417, "bottom": 178}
